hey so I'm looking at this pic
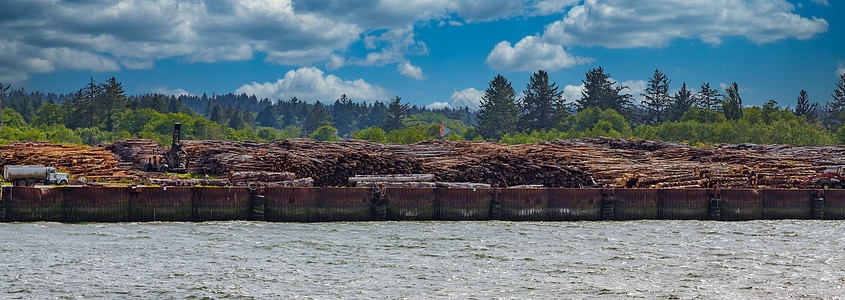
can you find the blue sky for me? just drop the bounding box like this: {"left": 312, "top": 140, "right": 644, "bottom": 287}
{"left": 2, "top": 0, "right": 843, "bottom": 109}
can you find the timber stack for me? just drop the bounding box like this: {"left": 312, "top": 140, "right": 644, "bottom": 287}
{"left": 4, "top": 137, "right": 845, "bottom": 189}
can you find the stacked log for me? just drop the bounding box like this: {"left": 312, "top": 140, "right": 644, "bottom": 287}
{"left": 8, "top": 137, "right": 845, "bottom": 189}
{"left": 0, "top": 141, "right": 137, "bottom": 182}
{"left": 147, "top": 178, "right": 230, "bottom": 186}
{"left": 106, "top": 139, "right": 162, "bottom": 168}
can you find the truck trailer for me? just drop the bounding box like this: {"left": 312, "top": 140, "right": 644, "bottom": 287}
{"left": 2, "top": 165, "right": 70, "bottom": 186}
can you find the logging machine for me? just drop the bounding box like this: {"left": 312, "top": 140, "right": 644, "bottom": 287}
{"left": 800, "top": 166, "right": 845, "bottom": 189}
{"left": 143, "top": 123, "right": 188, "bottom": 173}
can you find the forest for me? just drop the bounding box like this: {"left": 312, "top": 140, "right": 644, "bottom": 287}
{"left": 1, "top": 66, "right": 844, "bottom": 147}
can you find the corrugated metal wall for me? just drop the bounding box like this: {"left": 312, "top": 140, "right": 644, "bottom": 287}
{"left": 1, "top": 186, "right": 843, "bottom": 222}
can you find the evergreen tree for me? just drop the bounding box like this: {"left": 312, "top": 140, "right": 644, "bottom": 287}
{"left": 0, "top": 82, "right": 8, "bottom": 130}
{"left": 476, "top": 74, "right": 519, "bottom": 139}
{"left": 65, "top": 77, "right": 100, "bottom": 129}
{"left": 304, "top": 101, "right": 333, "bottom": 134}
{"left": 694, "top": 83, "right": 721, "bottom": 111}
{"left": 209, "top": 104, "right": 223, "bottom": 124}
{"left": 794, "top": 89, "right": 819, "bottom": 123}
{"left": 669, "top": 82, "right": 695, "bottom": 121}
{"left": 382, "top": 96, "right": 410, "bottom": 132}
{"left": 824, "top": 73, "right": 845, "bottom": 129}
{"left": 255, "top": 104, "right": 279, "bottom": 128}
{"left": 98, "top": 77, "right": 127, "bottom": 131}
{"left": 520, "top": 70, "right": 565, "bottom": 131}
{"left": 577, "top": 66, "right": 633, "bottom": 117}
{"left": 642, "top": 69, "right": 671, "bottom": 124}
{"left": 228, "top": 110, "right": 246, "bottom": 130}
{"left": 721, "top": 82, "right": 743, "bottom": 120}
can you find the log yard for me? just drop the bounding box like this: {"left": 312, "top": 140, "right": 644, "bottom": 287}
{"left": 2, "top": 137, "right": 843, "bottom": 189}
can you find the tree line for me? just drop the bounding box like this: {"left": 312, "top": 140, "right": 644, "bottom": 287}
{"left": 1, "top": 68, "right": 844, "bottom": 146}
{"left": 474, "top": 67, "right": 845, "bottom": 146}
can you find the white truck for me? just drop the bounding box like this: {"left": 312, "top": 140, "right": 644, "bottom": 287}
{"left": 2, "top": 165, "right": 69, "bottom": 186}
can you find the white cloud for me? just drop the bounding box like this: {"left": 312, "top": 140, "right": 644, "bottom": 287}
{"left": 397, "top": 62, "right": 425, "bottom": 80}
{"left": 562, "top": 84, "right": 584, "bottom": 103}
{"left": 485, "top": 35, "right": 592, "bottom": 72}
{"left": 530, "top": 0, "right": 580, "bottom": 16}
{"left": 542, "top": 0, "right": 829, "bottom": 48}
{"left": 621, "top": 80, "right": 647, "bottom": 104}
{"left": 837, "top": 60, "right": 845, "bottom": 77}
{"left": 153, "top": 86, "right": 192, "bottom": 96}
{"left": 811, "top": 0, "right": 829, "bottom": 5}
{"left": 0, "top": 0, "right": 363, "bottom": 82}
{"left": 235, "top": 67, "right": 389, "bottom": 102}
{"left": 426, "top": 102, "right": 451, "bottom": 109}
{"left": 450, "top": 88, "right": 484, "bottom": 109}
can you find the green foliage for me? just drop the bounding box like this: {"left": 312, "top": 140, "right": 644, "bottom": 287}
{"left": 680, "top": 108, "right": 726, "bottom": 123}
{"left": 256, "top": 127, "right": 286, "bottom": 141}
{"left": 309, "top": 125, "right": 340, "bottom": 142}
{"left": 559, "top": 107, "right": 632, "bottom": 136}
{"left": 386, "top": 128, "right": 431, "bottom": 144}
{"left": 352, "top": 126, "right": 387, "bottom": 143}
{"left": 383, "top": 96, "right": 410, "bottom": 132}
{"left": 721, "top": 82, "right": 743, "bottom": 120}
{"left": 407, "top": 112, "right": 471, "bottom": 137}
{"left": 282, "top": 125, "right": 302, "bottom": 138}
{"left": 577, "top": 66, "right": 634, "bottom": 118}
{"left": 794, "top": 89, "right": 819, "bottom": 123}
{"left": 304, "top": 101, "right": 333, "bottom": 133}
{"left": 521, "top": 70, "right": 565, "bottom": 131}
{"left": 1, "top": 108, "right": 27, "bottom": 128}
{"left": 634, "top": 109, "right": 833, "bottom": 146}
{"left": 34, "top": 103, "right": 65, "bottom": 126}
{"left": 642, "top": 69, "right": 672, "bottom": 124}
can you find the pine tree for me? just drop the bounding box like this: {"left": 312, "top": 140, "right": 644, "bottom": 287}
{"left": 520, "top": 70, "right": 564, "bottom": 131}
{"left": 477, "top": 75, "right": 519, "bottom": 139}
{"left": 228, "top": 110, "right": 245, "bottom": 130}
{"left": 824, "top": 73, "right": 845, "bottom": 129}
{"left": 694, "top": 83, "right": 721, "bottom": 111}
{"left": 98, "top": 77, "right": 126, "bottom": 131}
{"left": 256, "top": 104, "right": 279, "bottom": 128}
{"left": 721, "top": 82, "right": 743, "bottom": 120}
{"left": 794, "top": 89, "right": 819, "bottom": 123}
{"left": 209, "top": 104, "right": 223, "bottom": 124}
{"left": 382, "top": 96, "right": 410, "bottom": 132}
{"left": 669, "top": 82, "right": 695, "bottom": 121}
{"left": 304, "top": 101, "right": 333, "bottom": 134}
{"left": 0, "top": 82, "right": 9, "bottom": 130}
{"left": 577, "top": 66, "right": 633, "bottom": 117}
{"left": 642, "top": 69, "right": 671, "bottom": 124}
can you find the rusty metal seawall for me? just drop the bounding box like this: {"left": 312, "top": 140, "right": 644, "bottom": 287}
{"left": 0, "top": 186, "right": 840, "bottom": 222}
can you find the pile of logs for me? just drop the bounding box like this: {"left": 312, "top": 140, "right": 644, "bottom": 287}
{"left": 0, "top": 141, "right": 137, "bottom": 182}
{"left": 105, "top": 139, "right": 162, "bottom": 169}
{"left": 6, "top": 137, "right": 845, "bottom": 189}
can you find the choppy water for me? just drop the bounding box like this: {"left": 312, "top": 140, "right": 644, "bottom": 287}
{"left": 2, "top": 221, "right": 844, "bottom": 299}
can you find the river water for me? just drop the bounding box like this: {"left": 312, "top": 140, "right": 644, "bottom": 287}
{"left": 2, "top": 220, "right": 844, "bottom": 299}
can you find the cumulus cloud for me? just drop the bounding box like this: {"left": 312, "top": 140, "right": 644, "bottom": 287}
{"left": 153, "top": 86, "right": 192, "bottom": 97}
{"left": 426, "top": 102, "right": 451, "bottom": 110}
{"left": 542, "top": 0, "right": 829, "bottom": 48}
{"left": 562, "top": 84, "right": 584, "bottom": 103}
{"left": 397, "top": 62, "right": 425, "bottom": 80}
{"left": 450, "top": 88, "right": 484, "bottom": 109}
{"left": 837, "top": 60, "right": 845, "bottom": 77}
{"left": 235, "top": 67, "right": 388, "bottom": 102}
{"left": 486, "top": 35, "right": 592, "bottom": 72}
{"left": 621, "top": 80, "right": 648, "bottom": 104}
{"left": 0, "top": 0, "right": 364, "bottom": 82}
{"left": 530, "top": 0, "right": 580, "bottom": 16}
